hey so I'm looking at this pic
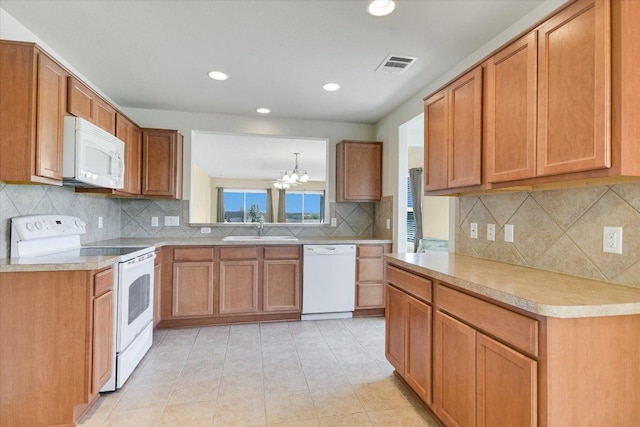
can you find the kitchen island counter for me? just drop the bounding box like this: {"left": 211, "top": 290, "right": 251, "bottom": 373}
{"left": 386, "top": 251, "right": 640, "bottom": 318}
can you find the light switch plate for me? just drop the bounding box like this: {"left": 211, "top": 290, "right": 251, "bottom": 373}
{"left": 386, "top": 219, "right": 391, "bottom": 229}
{"left": 151, "top": 217, "right": 159, "bottom": 227}
{"left": 201, "top": 227, "right": 211, "bottom": 234}
{"left": 98, "top": 216, "right": 103, "bottom": 229}
{"left": 487, "top": 224, "right": 495, "bottom": 241}
{"left": 331, "top": 217, "right": 337, "bottom": 227}
{"left": 470, "top": 223, "right": 478, "bottom": 239}
{"left": 504, "top": 224, "right": 514, "bottom": 243}
{"left": 164, "top": 216, "right": 180, "bottom": 227}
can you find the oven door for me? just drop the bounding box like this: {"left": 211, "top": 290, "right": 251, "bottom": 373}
{"left": 117, "top": 253, "right": 154, "bottom": 352}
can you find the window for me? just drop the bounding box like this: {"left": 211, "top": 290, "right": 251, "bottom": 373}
{"left": 285, "top": 191, "right": 324, "bottom": 223}
{"left": 223, "top": 190, "right": 267, "bottom": 223}
{"left": 407, "top": 176, "right": 416, "bottom": 247}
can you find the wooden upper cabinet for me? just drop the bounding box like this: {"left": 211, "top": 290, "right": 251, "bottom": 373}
{"left": 115, "top": 113, "right": 142, "bottom": 195}
{"left": 424, "top": 90, "right": 449, "bottom": 191}
{"left": 485, "top": 32, "right": 538, "bottom": 183}
{"left": 424, "top": 66, "right": 482, "bottom": 192}
{"left": 537, "top": 0, "right": 611, "bottom": 176}
{"left": 336, "top": 140, "right": 382, "bottom": 202}
{"left": 36, "top": 53, "right": 67, "bottom": 181}
{"left": 0, "top": 41, "right": 69, "bottom": 185}
{"left": 67, "top": 76, "right": 116, "bottom": 134}
{"left": 142, "top": 128, "right": 183, "bottom": 199}
{"left": 448, "top": 66, "right": 483, "bottom": 188}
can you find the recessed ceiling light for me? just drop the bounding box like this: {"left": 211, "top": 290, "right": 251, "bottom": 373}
{"left": 323, "top": 83, "right": 341, "bottom": 92}
{"left": 367, "top": 0, "right": 396, "bottom": 17}
{"left": 256, "top": 108, "right": 271, "bottom": 114}
{"left": 208, "top": 71, "right": 228, "bottom": 81}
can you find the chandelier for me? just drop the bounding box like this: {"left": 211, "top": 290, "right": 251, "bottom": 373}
{"left": 274, "top": 153, "right": 309, "bottom": 189}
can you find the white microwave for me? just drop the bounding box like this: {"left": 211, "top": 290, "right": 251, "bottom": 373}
{"left": 63, "top": 116, "right": 125, "bottom": 189}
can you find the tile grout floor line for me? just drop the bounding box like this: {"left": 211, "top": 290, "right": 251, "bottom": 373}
{"left": 78, "top": 317, "right": 441, "bottom": 427}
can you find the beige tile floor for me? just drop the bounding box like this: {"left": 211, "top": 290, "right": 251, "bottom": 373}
{"left": 79, "top": 317, "right": 441, "bottom": 427}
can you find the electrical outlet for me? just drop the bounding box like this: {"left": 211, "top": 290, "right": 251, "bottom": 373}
{"left": 603, "top": 226, "right": 623, "bottom": 254}
{"left": 487, "top": 223, "right": 495, "bottom": 241}
{"left": 98, "top": 216, "right": 103, "bottom": 229}
{"left": 386, "top": 219, "right": 391, "bottom": 229}
{"left": 470, "top": 223, "right": 478, "bottom": 239}
{"left": 201, "top": 227, "right": 211, "bottom": 234}
{"left": 331, "top": 217, "right": 337, "bottom": 227}
{"left": 164, "top": 216, "right": 180, "bottom": 226}
{"left": 151, "top": 217, "right": 159, "bottom": 227}
{"left": 504, "top": 224, "right": 514, "bottom": 243}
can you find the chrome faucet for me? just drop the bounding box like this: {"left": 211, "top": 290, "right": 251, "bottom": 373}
{"left": 256, "top": 217, "right": 265, "bottom": 236}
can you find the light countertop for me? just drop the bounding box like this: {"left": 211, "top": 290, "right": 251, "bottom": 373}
{"left": 0, "top": 236, "right": 391, "bottom": 272}
{"left": 386, "top": 252, "right": 640, "bottom": 318}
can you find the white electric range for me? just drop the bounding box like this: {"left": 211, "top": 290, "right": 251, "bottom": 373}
{"left": 10, "top": 214, "right": 155, "bottom": 391}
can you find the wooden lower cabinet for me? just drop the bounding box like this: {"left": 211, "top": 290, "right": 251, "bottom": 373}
{"left": 355, "top": 243, "right": 391, "bottom": 312}
{"left": 153, "top": 249, "right": 162, "bottom": 327}
{"left": 384, "top": 285, "right": 406, "bottom": 373}
{"left": 0, "top": 267, "right": 114, "bottom": 426}
{"left": 264, "top": 259, "right": 300, "bottom": 312}
{"left": 385, "top": 284, "right": 433, "bottom": 406}
{"left": 433, "top": 312, "right": 477, "bottom": 427}
{"left": 476, "top": 334, "right": 536, "bottom": 427}
{"left": 91, "top": 268, "right": 114, "bottom": 396}
{"left": 172, "top": 261, "right": 215, "bottom": 317}
{"left": 158, "top": 245, "right": 301, "bottom": 327}
{"left": 219, "top": 260, "right": 259, "bottom": 315}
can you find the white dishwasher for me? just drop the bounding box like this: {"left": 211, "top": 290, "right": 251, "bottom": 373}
{"left": 302, "top": 244, "right": 356, "bottom": 320}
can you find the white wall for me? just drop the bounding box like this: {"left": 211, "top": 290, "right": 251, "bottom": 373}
{"left": 191, "top": 163, "right": 212, "bottom": 223}
{"left": 374, "top": 0, "right": 566, "bottom": 248}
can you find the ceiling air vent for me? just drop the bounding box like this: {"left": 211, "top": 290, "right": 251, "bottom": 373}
{"left": 376, "top": 54, "right": 418, "bottom": 75}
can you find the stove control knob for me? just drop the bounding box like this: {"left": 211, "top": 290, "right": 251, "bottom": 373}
{"left": 26, "top": 223, "right": 34, "bottom": 231}
{"left": 34, "top": 221, "right": 43, "bottom": 230}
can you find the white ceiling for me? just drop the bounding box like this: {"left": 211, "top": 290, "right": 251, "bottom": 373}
{"left": 1, "top": 0, "right": 547, "bottom": 124}
{"left": 192, "top": 132, "right": 327, "bottom": 181}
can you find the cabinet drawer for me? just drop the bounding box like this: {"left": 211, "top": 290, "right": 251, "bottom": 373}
{"left": 264, "top": 246, "right": 300, "bottom": 260}
{"left": 220, "top": 246, "right": 258, "bottom": 260}
{"left": 358, "top": 258, "right": 384, "bottom": 282}
{"left": 356, "top": 282, "right": 384, "bottom": 308}
{"left": 436, "top": 285, "right": 538, "bottom": 355}
{"left": 357, "top": 245, "right": 384, "bottom": 258}
{"left": 94, "top": 267, "right": 113, "bottom": 296}
{"left": 173, "top": 247, "right": 214, "bottom": 262}
{"left": 385, "top": 265, "right": 432, "bottom": 303}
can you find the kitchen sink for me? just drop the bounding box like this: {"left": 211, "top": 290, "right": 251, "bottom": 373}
{"left": 222, "top": 235, "right": 299, "bottom": 242}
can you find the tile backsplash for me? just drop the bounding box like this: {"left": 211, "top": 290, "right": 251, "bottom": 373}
{"left": 0, "top": 183, "right": 121, "bottom": 258}
{"left": 121, "top": 199, "right": 375, "bottom": 239}
{"left": 456, "top": 183, "right": 640, "bottom": 288}
{"left": 0, "top": 182, "right": 376, "bottom": 258}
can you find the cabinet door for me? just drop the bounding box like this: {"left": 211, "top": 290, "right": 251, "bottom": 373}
{"left": 385, "top": 285, "right": 405, "bottom": 374}
{"left": 172, "top": 262, "right": 214, "bottom": 317}
{"left": 356, "top": 283, "right": 385, "bottom": 309}
{"left": 142, "top": 129, "right": 181, "bottom": 198}
{"left": 263, "top": 259, "right": 300, "bottom": 312}
{"left": 448, "top": 66, "right": 483, "bottom": 188}
{"left": 424, "top": 90, "right": 449, "bottom": 191}
{"left": 92, "top": 290, "right": 113, "bottom": 395}
{"left": 67, "top": 76, "right": 96, "bottom": 122}
{"left": 486, "top": 32, "right": 537, "bottom": 183}
{"left": 404, "top": 295, "right": 432, "bottom": 406}
{"left": 434, "top": 312, "right": 476, "bottom": 427}
{"left": 94, "top": 98, "right": 116, "bottom": 134}
{"left": 336, "top": 141, "right": 382, "bottom": 202}
{"left": 477, "top": 334, "right": 537, "bottom": 427}
{"left": 36, "top": 53, "right": 66, "bottom": 180}
{"left": 219, "top": 260, "right": 259, "bottom": 315}
{"left": 537, "top": 0, "right": 610, "bottom": 176}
